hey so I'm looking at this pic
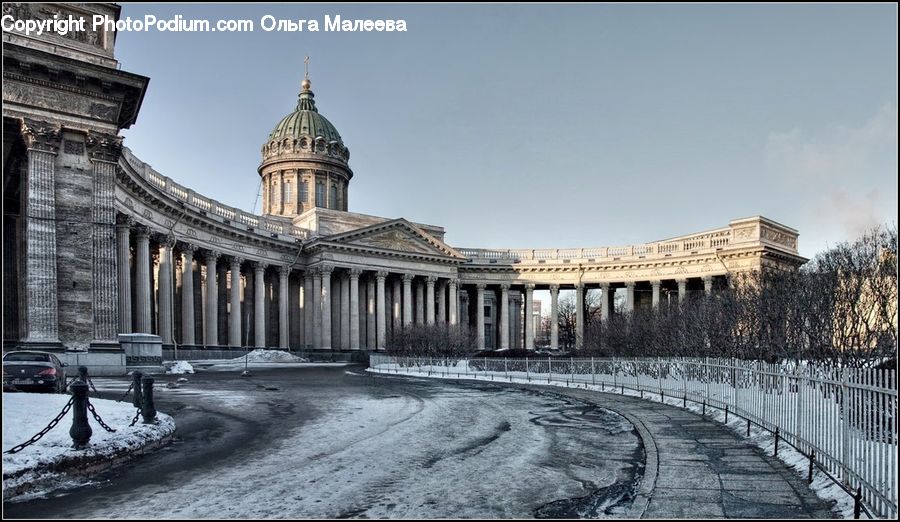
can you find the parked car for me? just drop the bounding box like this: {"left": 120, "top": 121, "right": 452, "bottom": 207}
{"left": 2, "top": 351, "right": 68, "bottom": 393}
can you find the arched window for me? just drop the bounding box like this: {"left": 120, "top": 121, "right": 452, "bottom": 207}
{"left": 330, "top": 184, "right": 338, "bottom": 210}
{"left": 270, "top": 179, "right": 278, "bottom": 206}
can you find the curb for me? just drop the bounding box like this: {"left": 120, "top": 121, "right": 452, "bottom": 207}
{"left": 3, "top": 423, "right": 176, "bottom": 502}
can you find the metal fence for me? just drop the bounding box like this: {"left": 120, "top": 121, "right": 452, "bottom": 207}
{"left": 370, "top": 354, "right": 897, "bottom": 519}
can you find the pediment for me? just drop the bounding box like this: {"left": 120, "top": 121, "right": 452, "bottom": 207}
{"left": 324, "top": 219, "right": 465, "bottom": 259}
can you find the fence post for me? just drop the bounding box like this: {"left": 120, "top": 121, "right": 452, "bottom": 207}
{"left": 841, "top": 367, "right": 850, "bottom": 485}
{"left": 69, "top": 382, "right": 92, "bottom": 449}
{"left": 504, "top": 357, "right": 508, "bottom": 381}
{"left": 808, "top": 451, "right": 815, "bottom": 484}
{"left": 570, "top": 356, "right": 574, "bottom": 385}
{"left": 141, "top": 375, "right": 157, "bottom": 424}
{"left": 548, "top": 356, "right": 552, "bottom": 384}
{"left": 591, "top": 356, "right": 595, "bottom": 386}
{"left": 526, "top": 357, "right": 529, "bottom": 381}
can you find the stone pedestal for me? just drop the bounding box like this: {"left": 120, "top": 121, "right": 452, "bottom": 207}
{"left": 118, "top": 332, "right": 162, "bottom": 373}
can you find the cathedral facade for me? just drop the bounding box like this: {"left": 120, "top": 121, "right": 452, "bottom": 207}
{"left": 2, "top": 4, "right": 807, "bottom": 373}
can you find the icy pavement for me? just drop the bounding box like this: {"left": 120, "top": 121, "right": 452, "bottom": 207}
{"left": 5, "top": 367, "right": 644, "bottom": 518}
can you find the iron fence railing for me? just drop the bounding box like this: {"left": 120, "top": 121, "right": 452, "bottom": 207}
{"left": 370, "top": 354, "right": 897, "bottom": 519}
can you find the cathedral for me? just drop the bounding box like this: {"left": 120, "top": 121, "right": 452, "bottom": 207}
{"left": 2, "top": 4, "right": 807, "bottom": 373}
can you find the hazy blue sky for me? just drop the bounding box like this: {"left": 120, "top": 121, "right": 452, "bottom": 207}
{"left": 115, "top": 3, "right": 897, "bottom": 259}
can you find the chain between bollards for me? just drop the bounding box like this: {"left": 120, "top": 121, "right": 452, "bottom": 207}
{"left": 3, "top": 396, "right": 75, "bottom": 454}
{"left": 118, "top": 379, "right": 135, "bottom": 402}
{"left": 86, "top": 400, "right": 117, "bottom": 433}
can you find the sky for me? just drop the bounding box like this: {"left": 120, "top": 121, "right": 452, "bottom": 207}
{"left": 114, "top": 3, "right": 898, "bottom": 260}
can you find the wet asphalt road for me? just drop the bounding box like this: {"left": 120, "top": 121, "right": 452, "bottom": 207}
{"left": 3, "top": 364, "right": 644, "bottom": 519}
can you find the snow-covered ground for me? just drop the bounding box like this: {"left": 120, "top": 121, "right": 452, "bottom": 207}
{"left": 164, "top": 361, "right": 194, "bottom": 374}
{"left": 228, "top": 349, "right": 307, "bottom": 363}
{"left": 3, "top": 393, "right": 174, "bottom": 501}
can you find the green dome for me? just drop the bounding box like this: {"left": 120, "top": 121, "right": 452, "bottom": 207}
{"left": 268, "top": 85, "right": 343, "bottom": 143}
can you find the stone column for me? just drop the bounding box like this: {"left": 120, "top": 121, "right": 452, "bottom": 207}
{"left": 600, "top": 283, "right": 611, "bottom": 321}
{"left": 180, "top": 245, "right": 196, "bottom": 345}
{"left": 320, "top": 265, "right": 333, "bottom": 350}
{"left": 20, "top": 120, "right": 61, "bottom": 346}
{"left": 254, "top": 263, "right": 267, "bottom": 347}
{"left": 524, "top": 283, "right": 535, "bottom": 350}
{"left": 677, "top": 278, "right": 687, "bottom": 303}
{"left": 375, "top": 271, "right": 387, "bottom": 350}
{"left": 499, "top": 284, "right": 510, "bottom": 350}
{"left": 426, "top": 276, "right": 436, "bottom": 325}
{"left": 703, "top": 276, "right": 713, "bottom": 296}
{"left": 437, "top": 280, "right": 446, "bottom": 325}
{"left": 228, "top": 258, "right": 243, "bottom": 347}
{"left": 116, "top": 216, "right": 133, "bottom": 334}
{"left": 134, "top": 226, "right": 152, "bottom": 334}
{"left": 625, "top": 282, "right": 635, "bottom": 313}
{"left": 204, "top": 251, "right": 220, "bottom": 345}
{"left": 652, "top": 281, "right": 661, "bottom": 309}
{"left": 278, "top": 265, "right": 290, "bottom": 348}
{"left": 392, "top": 278, "right": 402, "bottom": 331}
{"left": 312, "top": 270, "right": 322, "bottom": 347}
{"left": 340, "top": 271, "right": 350, "bottom": 350}
{"left": 575, "top": 283, "right": 584, "bottom": 350}
{"left": 476, "top": 284, "right": 485, "bottom": 350}
{"left": 415, "top": 280, "right": 425, "bottom": 325}
{"left": 157, "top": 241, "right": 174, "bottom": 345}
{"left": 349, "top": 269, "right": 361, "bottom": 350}
{"left": 87, "top": 132, "right": 123, "bottom": 346}
{"left": 402, "top": 273, "right": 413, "bottom": 326}
{"left": 304, "top": 272, "right": 314, "bottom": 348}
{"left": 550, "top": 284, "right": 559, "bottom": 350}
{"left": 448, "top": 279, "right": 459, "bottom": 326}
{"left": 366, "top": 276, "right": 376, "bottom": 349}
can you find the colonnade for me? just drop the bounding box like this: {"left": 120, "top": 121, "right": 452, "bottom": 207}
{"left": 115, "top": 217, "right": 461, "bottom": 350}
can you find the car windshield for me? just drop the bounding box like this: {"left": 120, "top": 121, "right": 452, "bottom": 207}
{"left": 3, "top": 353, "right": 51, "bottom": 362}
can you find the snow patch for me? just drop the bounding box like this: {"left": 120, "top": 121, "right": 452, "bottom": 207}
{"left": 3, "top": 392, "right": 174, "bottom": 501}
{"left": 164, "top": 361, "right": 194, "bottom": 374}
{"left": 229, "top": 349, "right": 307, "bottom": 363}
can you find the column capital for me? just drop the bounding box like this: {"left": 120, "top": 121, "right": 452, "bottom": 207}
{"left": 475, "top": 282, "right": 486, "bottom": 290}
{"left": 676, "top": 277, "right": 688, "bottom": 284}
{"left": 447, "top": 278, "right": 459, "bottom": 288}
{"left": 230, "top": 256, "right": 245, "bottom": 269}
{"left": 21, "top": 119, "right": 61, "bottom": 153}
{"left": 318, "top": 264, "right": 333, "bottom": 276}
{"left": 134, "top": 224, "right": 151, "bottom": 240}
{"left": 500, "top": 283, "right": 511, "bottom": 291}
{"left": 278, "top": 264, "right": 291, "bottom": 275}
{"left": 425, "top": 275, "right": 438, "bottom": 284}
{"left": 86, "top": 131, "right": 123, "bottom": 163}
{"left": 115, "top": 214, "right": 133, "bottom": 228}
{"left": 204, "top": 250, "right": 221, "bottom": 262}
{"left": 402, "top": 273, "right": 415, "bottom": 283}
{"left": 625, "top": 281, "right": 635, "bottom": 288}
{"left": 702, "top": 275, "right": 713, "bottom": 282}
{"left": 600, "top": 282, "right": 610, "bottom": 290}
{"left": 651, "top": 280, "right": 661, "bottom": 288}
{"left": 179, "top": 242, "right": 198, "bottom": 256}
{"left": 375, "top": 270, "right": 388, "bottom": 281}
{"left": 549, "top": 284, "right": 560, "bottom": 293}
{"left": 524, "top": 283, "right": 536, "bottom": 291}
{"left": 349, "top": 267, "right": 363, "bottom": 278}
{"left": 254, "top": 261, "right": 267, "bottom": 272}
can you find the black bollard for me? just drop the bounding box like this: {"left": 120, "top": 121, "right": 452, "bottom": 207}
{"left": 69, "top": 382, "right": 92, "bottom": 449}
{"left": 131, "top": 371, "right": 144, "bottom": 409}
{"left": 78, "top": 365, "right": 89, "bottom": 383}
{"left": 774, "top": 427, "right": 780, "bottom": 456}
{"left": 747, "top": 418, "right": 751, "bottom": 437}
{"left": 141, "top": 375, "right": 157, "bottom": 424}
{"left": 725, "top": 405, "right": 729, "bottom": 423}
{"left": 853, "top": 487, "right": 862, "bottom": 519}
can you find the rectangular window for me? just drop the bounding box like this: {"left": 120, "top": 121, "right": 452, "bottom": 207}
{"left": 316, "top": 182, "right": 325, "bottom": 207}
{"left": 300, "top": 181, "right": 309, "bottom": 204}
{"left": 283, "top": 181, "right": 292, "bottom": 203}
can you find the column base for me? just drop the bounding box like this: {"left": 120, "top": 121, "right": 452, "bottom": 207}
{"left": 90, "top": 340, "right": 124, "bottom": 352}
{"left": 17, "top": 339, "right": 66, "bottom": 353}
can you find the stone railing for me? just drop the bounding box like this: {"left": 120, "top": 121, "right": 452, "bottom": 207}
{"left": 458, "top": 229, "right": 733, "bottom": 264}
{"left": 120, "top": 148, "right": 309, "bottom": 241}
